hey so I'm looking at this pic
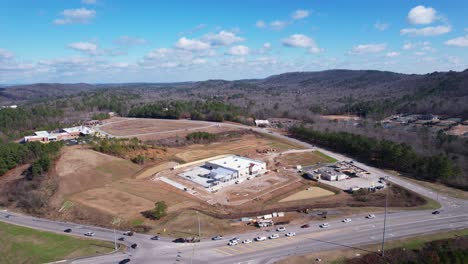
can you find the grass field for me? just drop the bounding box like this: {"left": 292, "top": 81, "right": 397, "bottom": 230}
{"left": 279, "top": 187, "right": 335, "bottom": 202}
{"left": 100, "top": 118, "right": 211, "bottom": 136}
{"left": 0, "top": 221, "right": 115, "bottom": 264}
{"left": 277, "top": 229, "right": 468, "bottom": 264}
{"left": 277, "top": 151, "right": 336, "bottom": 167}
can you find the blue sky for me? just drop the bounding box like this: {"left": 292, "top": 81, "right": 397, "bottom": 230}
{"left": 0, "top": 0, "right": 467, "bottom": 83}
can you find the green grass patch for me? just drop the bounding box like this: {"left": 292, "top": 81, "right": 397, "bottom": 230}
{"left": 0, "top": 221, "right": 115, "bottom": 264}
{"left": 131, "top": 218, "right": 145, "bottom": 226}
{"left": 314, "top": 150, "right": 337, "bottom": 163}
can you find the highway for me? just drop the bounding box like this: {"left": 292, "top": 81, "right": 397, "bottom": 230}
{"left": 1, "top": 121, "right": 467, "bottom": 264}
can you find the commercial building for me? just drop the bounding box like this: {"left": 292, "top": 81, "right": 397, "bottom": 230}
{"left": 22, "top": 126, "right": 95, "bottom": 143}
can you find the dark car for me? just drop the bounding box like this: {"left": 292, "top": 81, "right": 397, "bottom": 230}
{"left": 119, "top": 259, "right": 130, "bottom": 264}
{"left": 118, "top": 237, "right": 125, "bottom": 241}
{"left": 64, "top": 228, "right": 72, "bottom": 233}
{"left": 173, "top": 238, "right": 186, "bottom": 243}
{"left": 212, "top": 235, "right": 223, "bottom": 240}
{"left": 150, "top": 236, "right": 160, "bottom": 240}
{"left": 123, "top": 231, "right": 134, "bottom": 236}
{"left": 301, "top": 224, "right": 310, "bottom": 228}
{"left": 130, "top": 243, "right": 138, "bottom": 249}
{"left": 432, "top": 210, "right": 441, "bottom": 215}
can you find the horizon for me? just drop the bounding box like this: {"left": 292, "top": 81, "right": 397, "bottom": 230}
{"left": 1, "top": 0, "right": 468, "bottom": 83}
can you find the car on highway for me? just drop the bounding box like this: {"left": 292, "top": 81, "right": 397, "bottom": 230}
{"left": 150, "top": 236, "right": 160, "bottom": 240}
{"left": 255, "top": 236, "right": 267, "bottom": 241}
{"left": 342, "top": 218, "right": 352, "bottom": 223}
{"left": 63, "top": 228, "right": 72, "bottom": 233}
{"left": 366, "top": 214, "right": 376, "bottom": 219}
{"left": 228, "top": 240, "right": 238, "bottom": 246}
{"left": 285, "top": 232, "right": 296, "bottom": 237}
{"left": 119, "top": 259, "right": 131, "bottom": 264}
{"left": 301, "top": 224, "right": 310, "bottom": 228}
{"left": 276, "top": 226, "right": 286, "bottom": 232}
{"left": 118, "top": 237, "right": 125, "bottom": 241}
{"left": 319, "top": 223, "right": 330, "bottom": 228}
{"left": 269, "top": 234, "right": 280, "bottom": 239}
{"left": 84, "top": 232, "right": 95, "bottom": 237}
{"left": 212, "top": 235, "right": 223, "bottom": 240}
{"left": 229, "top": 237, "right": 240, "bottom": 243}
{"left": 432, "top": 210, "right": 441, "bottom": 215}
{"left": 130, "top": 243, "right": 138, "bottom": 249}
{"left": 242, "top": 239, "right": 252, "bottom": 244}
{"left": 123, "top": 231, "right": 134, "bottom": 236}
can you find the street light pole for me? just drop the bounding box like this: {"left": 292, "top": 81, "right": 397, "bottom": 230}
{"left": 381, "top": 178, "right": 389, "bottom": 257}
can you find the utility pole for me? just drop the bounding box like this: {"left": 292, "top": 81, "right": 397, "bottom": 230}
{"left": 381, "top": 178, "right": 389, "bottom": 257}
{"left": 197, "top": 210, "right": 201, "bottom": 238}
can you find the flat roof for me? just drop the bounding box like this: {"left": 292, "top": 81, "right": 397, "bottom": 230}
{"left": 207, "top": 155, "right": 264, "bottom": 171}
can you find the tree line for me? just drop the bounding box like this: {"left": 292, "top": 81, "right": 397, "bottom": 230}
{"left": 0, "top": 141, "right": 63, "bottom": 178}
{"left": 290, "top": 126, "right": 462, "bottom": 189}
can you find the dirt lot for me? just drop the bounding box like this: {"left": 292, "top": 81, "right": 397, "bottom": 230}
{"left": 279, "top": 187, "right": 335, "bottom": 202}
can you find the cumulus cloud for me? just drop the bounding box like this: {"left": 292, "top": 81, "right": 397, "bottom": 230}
{"left": 114, "top": 36, "right": 147, "bottom": 46}
{"left": 226, "top": 45, "right": 250, "bottom": 56}
{"left": 175, "top": 37, "right": 210, "bottom": 51}
{"left": 402, "top": 41, "right": 432, "bottom": 51}
{"left": 263, "top": 42, "right": 271, "bottom": 49}
{"left": 445, "top": 35, "right": 468, "bottom": 47}
{"left": 270, "top": 20, "right": 287, "bottom": 30}
{"left": 407, "top": 5, "right": 437, "bottom": 25}
{"left": 0, "top": 48, "right": 14, "bottom": 60}
{"left": 374, "top": 22, "right": 389, "bottom": 31}
{"left": 348, "top": 43, "right": 386, "bottom": 55}
{"left": 68, "top": 42, "right": 98, "bottom": 55}
{"left": 386, "top": 51, "right": 400, "bottom": 57}
{"left": 256, "top": 20, "right": 266, "bottom": 28}
{"left": 282, "top": 34, "right": 322, "bottom": 54}
{"left": 292, "top": 9, "right": 309, "bottom": 20}
{"left": 202, "top": 31, "right": 244, "bottom": 46}
{"left": 400, "top": 25, "right": 451, "bottom": 36}
{"left": 54, "top": 8, "right": 96, "bottom": 25}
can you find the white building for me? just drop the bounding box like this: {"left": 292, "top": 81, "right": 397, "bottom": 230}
{"left": 254, "top": 119, "right": 270, "bottom": 127}
{"left": 206, "top": 155, "right": 267, "bottom": 179}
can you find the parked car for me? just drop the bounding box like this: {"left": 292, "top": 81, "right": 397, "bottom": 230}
{"left": 130, "top": 243, "right": 138, "bottom": 249}
{"left": 366, "top": 214, "right": 376, "bottom": 219}
{"left": 342, "top": 218, "right": 352, "bottom": 223}
{"left": 212, "top": 235, "right": 223, "bottom": 240}
{"left": 285, "top": 232, "right": 296, "bottom": 237}
{"left": 432, "top": 210, "right": 441, "bottom": 215}
{"left": 301, "top": 224, "right": 310, "bottom": 228}
{"left": 119, "top": 259, "right": 131, "bottom": 264}
{"left": 319, "top": 223, "right": 330, "bottom": 228}
{"left": 269, "top": 234, "right": 280, "bottom": 239}
{"left": 242, "top": 239, "right": 252, "bottom": 244}
{"left": 228, "top": 240, "right": 238, "bottom": 246}
{"left": 276, "top": 226, "right": 286, "bottom": 232}
{"left": 150, "top": 236, "right": 160, "bottom": 240}
{"left": 255, "top": 236, "right": 267, "bottom": 241}
{"left": 64, "top": 228, "right": 72, "bottom": 233}
{"left": 123, "top": 231, "right": 134, "bottom": 236}
{"left": 84, "top": 232, "right": 95, "bottom": 237}
{"left": 118, "top": 237, "right": 125, "bottom": 241}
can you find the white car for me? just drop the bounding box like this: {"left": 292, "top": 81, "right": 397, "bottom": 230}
{"left": 342, "top": 218, "right": 352, "bottom": 223}
{"left": 255, "top": 236, "right": 267, "bottom": 241}
{"left": 269, "top": 234, "right": 280, "bottom": 239}
{"left": 366, "top": 214, "right": 376, "bottom": 219}
{"left": 84, "top": 231, "right": 95, "bottom": 236}
{"left": 229, "top": 237, "right": 240, "bottom": 243}
{"left": 276, "top": 226, "right": 286, "bottom": 232}
{"left": 242, "top": 239, "right": 252, "bottom": 244}
{"left": 319, "top": 223, "right": 330, "bottom": 228}
{"left": 285, "top": 232, "right": 296, "bottom": 237}
{"left": 228, "top": 241, "right": 238, "bottom": 246}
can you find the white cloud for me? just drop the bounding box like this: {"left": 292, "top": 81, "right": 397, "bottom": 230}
{"left": 68, "top": 42, "right": 98, "bottom": 55}
{"left": 282, "top": 34, "right": 314, "bottom": 48}
{"left": 349, "top": 43, "right": 386, "bottom": 54}
{"left": 445, "top": 35, "right": 468, "bottom": 47}
{"left": 400, "top": 25, "right": 451, "bottom": 36}
{"left": 407, "top": 5, "right": 437, "bottom": 25}
{"left": 175, "top": 37, "right": 210, "bottom": 51}
{"left": 263, "top": 42, "right": 271, "bottom": 49}
{"left": 82, "top": 0, "right": 97, "bottom": 4}
{"left": 256, "top": 20, "right": 266, "bottom": 28}
{"left": 270, "top": 20, "right": 287, "bottom": 30}
{"left": 0, "top": 48, "right": 14, "bottom": 60}
{"left": 374, "top": 22, "right": 389, "bottom": 31}
{"left": 114, "top": 36, "right": 147, "bottom": 46}
{"left": 191, "top": 58, "right": 207, "bottom": 65}
{"left": 402, "top": 41, "right": 432, "bottom": 51}
{"left": 292, "top": 9, "right": 309, "bottom": 20}
{"left": 386, "top": 52, "right": 400, "bottom": 57}
{"left": 54, "top": 8, "right": 96, "bottom": 25}
{"left": 226, "top": 45, "right": 250, "bottom": 56}
{"left": 203, "top": 31, "right": 244, "bottom": 46}
{"left": 145, "top": 48, "right": 174, "bottom": 60}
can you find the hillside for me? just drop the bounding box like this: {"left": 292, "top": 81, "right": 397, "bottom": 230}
{"left": 1, "top": 69, "right": 468, "bottom": 118}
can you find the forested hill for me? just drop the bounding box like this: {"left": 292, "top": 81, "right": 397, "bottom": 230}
{"left": 1, "top": 69, "right": 467, "bottom": 118}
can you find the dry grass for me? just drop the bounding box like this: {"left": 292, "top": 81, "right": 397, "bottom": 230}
{"left": 277, "top": 151, "right": 333, "bottom": 167}
{"left": 100, "top": 118, "right": 211, "bottom": 136}
{"left": 279, "top": 187, "right": 335, "bottom": 202}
